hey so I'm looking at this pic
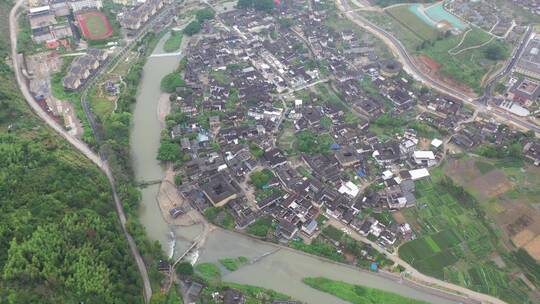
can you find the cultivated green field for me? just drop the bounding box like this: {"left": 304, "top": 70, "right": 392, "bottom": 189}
{"left": 400, "top": 167, "right": 536, "bottom": 303}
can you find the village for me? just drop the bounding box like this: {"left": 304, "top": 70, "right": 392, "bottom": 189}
{"left": 147, "top": 0, "right": 540, "bottom": 282}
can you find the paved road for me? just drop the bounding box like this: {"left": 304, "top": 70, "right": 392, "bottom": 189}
{"left": 9, "top": 0, "right": 152, "bottom": 302}
{"left": 329, "top": 219, "right": 505, "bottom": 304}
{"left": 336, "top": 0, "right": 540, "bottom": 134}
{"left": 479, "top": 26, "right": 533, "bottom": 104}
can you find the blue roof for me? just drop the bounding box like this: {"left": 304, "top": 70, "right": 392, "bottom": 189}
{"left": 330, "top": 143, "right": 340, "bottom": 150}
{"left": 370, "top": 262, "right": 378, "bottom": 271}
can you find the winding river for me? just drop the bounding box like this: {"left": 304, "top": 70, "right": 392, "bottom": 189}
{"left": 130, "top": 33, "right": 462, "bottom": 304}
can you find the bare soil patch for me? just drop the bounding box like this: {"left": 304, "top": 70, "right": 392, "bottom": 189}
{"left": 524, "top": 236, "right": 540, "bottom": 261}
{"left": 497, "top": 202, "right": 540, "bottom": 261}
{"left": 392, "top": 211, "right": 407, "bottom": 224}
{"left": 469, "top": 170, "right": 512, "bottom": 200}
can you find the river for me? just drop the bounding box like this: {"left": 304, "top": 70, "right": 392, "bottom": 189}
{"left": 130, "top": 33, "right": 462, "bottom": 304}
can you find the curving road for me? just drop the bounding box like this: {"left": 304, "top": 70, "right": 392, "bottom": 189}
{"left": 336, "top": 0, "right": 540, "bottom": 134}
{"left": 9, "top": 0, "right": 153, "bottom": 302}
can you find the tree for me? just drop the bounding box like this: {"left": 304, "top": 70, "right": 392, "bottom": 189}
{"left": 484, "top": 44, "right": 506, "bottom": 61}
{"left": 250, "top": 169, "right": 274, "bottom": 189}
{"left": 183, "top": 21, "right": 202, "bottom": 36}
{"left": 196, "top": 8, "right": 215, "bottom": 23}
{"left": 176, "top": 262, "right": 194, "bottom": 276}
{"left": 249, "top": 142, "right": 264, "bottom": 158}
{"left": 157, "top": 142, "right": 179, "bottom": 161}
{"left": 295, "top": 130, "right": 333, "bottom": 155}
{"left": 160, "top": 73, "right": 185, "bottom": 93}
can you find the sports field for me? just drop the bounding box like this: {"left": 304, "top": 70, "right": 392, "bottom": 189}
{"left": 77, "top": 11, "right": 113, "bottom": 40}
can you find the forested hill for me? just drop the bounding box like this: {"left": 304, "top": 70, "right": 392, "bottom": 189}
{"left": 0, "top": 1, "right": 143, "bottom": 303}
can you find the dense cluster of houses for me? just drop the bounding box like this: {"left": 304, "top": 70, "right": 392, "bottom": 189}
{"left": 161, "top": 2, "right": 464, "bottom": 252}
{"left": 156, "top": 2, "right": 540, "bottom": 261}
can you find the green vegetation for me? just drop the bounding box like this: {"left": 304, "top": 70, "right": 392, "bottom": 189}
{"left": 246, "top": 216, "right": 274, "bottom": 237}
{"left": 398, "top": 231, "right": 461, "bottom": 278}
{"left": 195, "top": 263, "right": 222, "bottom": 282}
{"left": 89, "top": 85, "right": 116, "bottom": 121}
{"left": 195, "top": 8, "right": 215, "bottom": 23}
{"left": 317, "top": 226, "right": 393, "bottom": 269}
{"left": 219, "top": 256, "right": 249, "bottom": 271}
{"left": 157, "top": 142, "right": 180, "bottom": 161}
{"left": 150, "top": 287, "right": 183, "bottom": 304}
{"left": 484, "top": 43, "right": 507, "bottom": 61}
{"left": 401, "top": 168, "right": 533, "bottom": 303}
{"left": 290, "top": 239, "right": 345, "bottom": 262}
{"left": 250, "top": 169, "right": 274, "bottom": 189}
{"left": 475, "top": 142, "right": 523, "bottom": 161}
{"left": 199, "top": 282, "right": 292, "bottom": 303}
{"left": 237, "top": 0, "right": 275, "bottom": 12}
{"left": 511, "top": 249, "right": 540, "bottom": 288}
{"left": 51, "top": 57, "right": 95, "bottom": 144}
{"left": 163, "top": 31, "right": 183, "bottom": 53}
{"left": 183, "top": 21, "right": 202, "bottom": 36}
{"left": 295, "top": 130, "right": 333, "bottom": 154}
{"left": 372, "top": 6, "right": 510, "bottom": 92}
{"left": 160, "top": 72, "right": 185, "bottom": 93}
{"left": 249, "top": 142, "right": 264, "bottom": 158}
{"left": 204, "top": 207, "right": 236, "bottom": 229}
{"left": 303, "top": 277, "right": 429, "bottom": 304}
{"left": 474, "top": 160, "right": 496, "bottom": 174}
{"left": 370, "top": 113, "right": 406, "bottom": 138}
{"left": 16, "top": 14, "right": 43, "bottom": 54}
{"left": 183, "top": 8, "right": 216, "bottom": 36}
{"left": 408, "top": 121, "right": 442, "bottom": 139}
{"left": 0, "top": 5, "right": 152, "bottom": 299}
{"left": 374, "top": 0, "right": 435, "bottom": 7}
{"left": 386, "top": 5, "right": 439, "bottom": 41}
{"left": 176, "top": 262, "right": 194, "bottom": 277}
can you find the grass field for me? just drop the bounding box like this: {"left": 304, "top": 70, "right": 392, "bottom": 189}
{"left": 449, "top": 27, "right": 493, "bottom": 54}
{"left": 303, "top": 277, "right": 429, "bottom": 304}
{"left": 219, "top": 256, "right": 249, "bottom": 271}
{"left": 89, "top": 85, "right": 116, "bottom": 121}
{"left": 195, "top": 263, "right": 222, "bottom": 282}
{"left": 163, "top": 31, "right": 183, "bottom": 53}
{"left": 386, "top": 5, "right": 439, "bottom": 41}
